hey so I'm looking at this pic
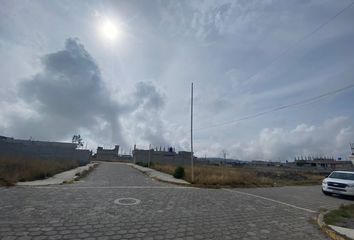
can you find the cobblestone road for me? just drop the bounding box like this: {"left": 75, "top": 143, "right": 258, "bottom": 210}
{"left": 0, "top": 162, "right": 352, "bottom": 239}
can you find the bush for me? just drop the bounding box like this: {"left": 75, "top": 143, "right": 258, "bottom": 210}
{"left": 173, "top": 166, "right": 185, "bottom": 179}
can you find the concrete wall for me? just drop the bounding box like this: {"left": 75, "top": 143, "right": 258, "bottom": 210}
{"left": 133, "top": 149, "right": 197, "bottom": 166}
{"left": 96, "top": 145, "right": 120, "bottom": 161}
{"left": 0, "top": 136, "right": 91, "bottom": 165}
{"left": 293, "top": 159, "right": 354, "bottom": 170}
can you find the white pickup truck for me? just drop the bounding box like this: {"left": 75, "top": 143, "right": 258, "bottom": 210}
{"left": 322, "top": 171, "right": 354, "bottom": 196}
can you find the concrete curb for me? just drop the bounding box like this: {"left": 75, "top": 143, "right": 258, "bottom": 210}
{"left": 317, "top": 211, "right": 351, "bottom": 240}
{"left": 128, "top": 163, "right": 191, "bottom": 186}
{"left": 17, "top": 162, "right": 98, "bottom": 186}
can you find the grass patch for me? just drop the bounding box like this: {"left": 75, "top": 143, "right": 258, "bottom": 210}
{"left": 151, "top": 163, "right": 325, "bottom": 187}
{"left": 0, "top": 156, "right": 80, "bottom": 186}
{"left": 324, "top": 204, "right": 354, "bottom": 226}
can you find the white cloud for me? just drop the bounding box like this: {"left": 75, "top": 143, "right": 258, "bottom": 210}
{"left": 0, "top": 38, "right": 169, "bottom": 151}
{"left": 222, "top": 116, "right": 354, "bottom": 161}
{"left": 1, "top": 0, "right": 354, "bottom": 158}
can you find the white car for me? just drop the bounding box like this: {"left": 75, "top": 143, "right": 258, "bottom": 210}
{"left": 322, "top": 171, "right": 354, "bottom": 196}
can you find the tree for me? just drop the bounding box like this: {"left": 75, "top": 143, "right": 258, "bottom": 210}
{"left": 72, "top": 134, "right": 84, "bottom": 148}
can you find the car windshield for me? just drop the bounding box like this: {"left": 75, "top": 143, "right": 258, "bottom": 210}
{"left": 329, "top": 172, "right": 354, "bottom": 180}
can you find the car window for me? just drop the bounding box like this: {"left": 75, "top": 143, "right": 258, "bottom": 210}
{"left": 329, "top": 172, "right": 354, "bottom": 180}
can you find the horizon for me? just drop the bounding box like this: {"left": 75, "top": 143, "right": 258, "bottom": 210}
{"left": 1, "top": 0, "right": 354, "bottom": 161}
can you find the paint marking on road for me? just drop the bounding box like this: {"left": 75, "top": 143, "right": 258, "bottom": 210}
{"left": 28, "top": 186, "right": 196, "bottom": 190}
{"left": 223, "top": 188, "right": 316, "bottom": 213}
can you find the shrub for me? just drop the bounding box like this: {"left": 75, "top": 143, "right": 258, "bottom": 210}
{"left": 173, "top": 166, "right": 185, "bottom": 179}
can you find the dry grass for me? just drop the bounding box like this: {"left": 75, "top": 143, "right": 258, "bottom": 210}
{"left": 324, "top": 204, "right": 354, "bottom": 226}
{"left": 151, "top": 163, "right": 325, "bottom": 187}
{"left": 0, "top": 156, "right": 80, "bottom": 186}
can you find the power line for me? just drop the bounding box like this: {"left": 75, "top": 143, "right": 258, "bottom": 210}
{"left": 178, "top": 1, "right": 354, "bottom": 134}
{"left": 223, "top": 1, "right": 354, "bottom": 96}
{"left": 194, "top": 1, "right": 354, "bottom": 132}
{"left": 195, "top": 83, "right": 354, "bottom": 132}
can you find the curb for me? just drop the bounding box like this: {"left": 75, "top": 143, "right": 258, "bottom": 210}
{"left": 129, "top": 164, "right": 191, "bottom": 186}
{"left": 71, "top": 163, "right": 99, "bottom": 182}
{"left": 317, "top": 211, "right": 350, "bottom": 240}
{"left": 17, "top": 162, "right": 98, "bottom": 186}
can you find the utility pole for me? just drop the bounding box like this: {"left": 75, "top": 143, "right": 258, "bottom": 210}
{"left": 148, "top": 144, "right": 151, "bottom": 168}
{"left": 191, "top": 82, "right": 194, "bottom": 183}
{"left": 222, "top": 150, "right": 227, "bottom": 180}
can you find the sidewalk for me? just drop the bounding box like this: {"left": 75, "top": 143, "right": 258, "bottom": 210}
{"left": 329, "top": 225, "right": 354, "bottom": 239}
{"left": 128, "top": 163, "right": 190, "bottom": 185}
{"left": 17, "top": 162, "right": 97, "bottom": 186}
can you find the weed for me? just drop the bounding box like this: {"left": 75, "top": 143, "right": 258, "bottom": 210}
{"left": 151, "top": 163, "right": 324, "bottom": 187}
{"left": 324, "top": 204, "right": 354, "bottom": 225}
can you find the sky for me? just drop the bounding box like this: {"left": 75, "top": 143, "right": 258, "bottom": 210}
{"left": 0, "top": 0, "right": 354, "bottom": 161}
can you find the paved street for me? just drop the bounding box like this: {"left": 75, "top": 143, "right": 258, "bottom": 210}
{"left": 0, "top": 162, "right": 353, "bottom": 240}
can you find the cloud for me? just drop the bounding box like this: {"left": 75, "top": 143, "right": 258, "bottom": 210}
{"left": 0, "top": 38, "right": 168, "bottom": 149}
{"left": 1, "top": 1, "right": 353, "bottom": 157}
{"left": 134, "top": 81, "right": 165, "bottom": 109}
{"left": 224, "top": 116, "right": 354, "bottom": 161}
{"left": 5, "top": 38, "right": 124, "bottom": 146}
{"left": 160, "top": 0, "right": 234, "bottom": 42}
{"left": 121, "top": 81, "right": 168, "bottom": 147}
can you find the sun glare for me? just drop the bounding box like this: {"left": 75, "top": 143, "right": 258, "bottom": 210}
{"left": 99, "top": 18, "right": 120, "bottom": 42}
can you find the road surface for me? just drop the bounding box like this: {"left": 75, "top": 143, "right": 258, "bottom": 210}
{"left": 1, "top": 162, "right": 352, "bottom": 240}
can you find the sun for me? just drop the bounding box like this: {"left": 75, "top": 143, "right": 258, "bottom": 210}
{"left": 99, "top": 18, "right": 120, "bottom": 42}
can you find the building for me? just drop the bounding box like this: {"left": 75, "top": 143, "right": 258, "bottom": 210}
{"left": 250, "top": 160, "right": 283, "bottom": 167}
{"left": 95, "top": 145, "right": 133, "bottom": 162}
{"left": 294, "top": 156, "right": 353, "bottom": 170}
{"left": 132, "top": 146, "right": 196, "bottom": 166}
{"left": 350, "top": 143, "right": 354, "bottom": 164}
{"left": 117, "top": 154, "right": 133, "bottom": 162}
{"left": 96, "top": 145, "right": 119, "bottom": 161}
{"left": 0, "top": 135, "right": 91, "bottom": 165}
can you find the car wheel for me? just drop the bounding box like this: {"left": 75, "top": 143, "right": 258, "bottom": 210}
{"left": 322, "top": 189, "right": 331, "bottom": 196}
